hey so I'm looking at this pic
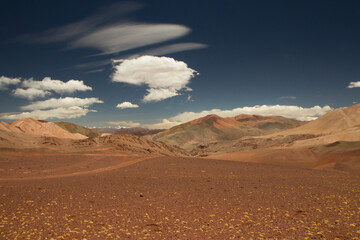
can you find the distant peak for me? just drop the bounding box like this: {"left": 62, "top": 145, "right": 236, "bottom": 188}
{"left": 11, "top": 118, "right": 39, "bottom": 124}
{"left": 189, "top": 114, "right": 222, "bottom": 124}
{"left": 202, "top": 114, "right": 221, "bottom": 119}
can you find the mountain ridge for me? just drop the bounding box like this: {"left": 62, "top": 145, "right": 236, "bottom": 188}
{"left": 153, "top": 114, "right": 304, "bottom": 149}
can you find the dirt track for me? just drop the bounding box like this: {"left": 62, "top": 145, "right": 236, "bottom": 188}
{"left": 0, "top": 152, "right": 360, "bottom": 239}
{"left": 0, "top": 153, "right": 154, "bottom": 181}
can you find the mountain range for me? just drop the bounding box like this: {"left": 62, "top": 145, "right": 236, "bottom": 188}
{"left": 153, "top": 114, "right": 304, "bottom": 149}
{"left": 1, "top": 104, "right": 360, "bottom": 175}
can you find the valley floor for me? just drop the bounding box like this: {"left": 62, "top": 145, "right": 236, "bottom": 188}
{"left": 0, "top": 152, "right": 359, "bottom": 239}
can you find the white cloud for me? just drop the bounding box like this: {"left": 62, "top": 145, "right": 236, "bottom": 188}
{"left": 69, "top": 23, "right": 190, "bottom": 55}
{"left": 0, "top": 107, "right": 95, "bottom": 120}
{"left": 21, "top": 77, "right": 92, "bottom": 94}
{"left": 348, "top": 81, "right": 360, "bottom": 88}
{"left": 112, "top": 55, "right": 198, "bottom": 102}
{"left": 12, "top": 88, "right": 51, "bottom": 100}
{"left": 169, "top": 105, "right": 333, "bottom": 122}
{"left": 0, "top": 97, "right": 103, "bottom": 120}
{"left": 12, "top": 77, "right": 93, "bottom": 99}
{"left": 21, "top": 97, "right": 103, "bottom": 110}
{"left": 116, "top": 101, "right": 139, "bottom": 109}
{"left": 0, "top": 76, "right": 21, "bottom": 90}
{"left": 144, "top": 119, "right": 181, "bottom": 129}
{"left": 143, "top": 88, "right": 179, "bottom": 102}
{"left": 107, "top": 121, "right": 140, "bottom": 128}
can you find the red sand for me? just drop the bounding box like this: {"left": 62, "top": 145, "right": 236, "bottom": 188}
{"left": 0, "top": 152, "right": 359, "bottom": 239}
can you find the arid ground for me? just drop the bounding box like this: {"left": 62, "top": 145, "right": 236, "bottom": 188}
{"left": 1, "top": 151, "right": 359, "bottom": 239}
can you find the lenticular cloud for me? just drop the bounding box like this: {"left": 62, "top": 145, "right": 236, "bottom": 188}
{"left": 111, "top": 55, "right": 198, "bottom": 102}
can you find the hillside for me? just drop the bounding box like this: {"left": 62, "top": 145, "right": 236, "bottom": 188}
{"left": 72, "top": 133, "right": 187, "bottom": 156}
{"left": 55, "top": 122, "right": 102, "bottom": 138}
{"left": 0, "top": 126, "right": 187, "bottom": 157}
{"left": 198, "top": 104, "right": 360, "bottom": 174}
{"left": 154, "top": 114, "right": 304, "bottom": 150}
{"left": 6, "top": 118, "right": 87, "bottom": 139}
{"left": 274, "top": 104, "right": 360, "bottom": 136}
{"left": 192, "top": 104, "right": 360, "bottom": 155}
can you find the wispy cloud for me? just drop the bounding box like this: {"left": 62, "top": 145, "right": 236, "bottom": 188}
{"left": 0, "top": 107, "right": 95, "bottom": 120}
{"left": 112, "top": 55, "right": 197, "bottom": 102}
{"left": 278, "top": 96, "right": 296, "bottom": 100}
{"left": 348, "top": 81, "right": 360, "bottom": 88}
{"left": 116, "top": 101, "right": 139, "bottom": 109}
{"left": 106, "top": 121, "right": 140, "bottom": 128}
{"left": 69, "top": 23, "right": 191, "bottom": 56}
{"left": 0, "top": 76, "right": 21, "bottom": 90}
{"left": 73, "top": 59, "right": 111, "bottom": 69}
{"left": 85, "top": 68, "right": 105, "bottom": 74}
{"left": 20, "top": 2, "right": 142, "bottom": 44}
{"left": 20, "top": 2, "right": 197, "bottom": 57}
{"left": 134, "top": 43, "right": 208, "bottom": 57}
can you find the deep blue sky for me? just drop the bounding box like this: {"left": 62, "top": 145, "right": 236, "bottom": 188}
{"left": 0, "top": 0, "right": 359, "bottom": 128}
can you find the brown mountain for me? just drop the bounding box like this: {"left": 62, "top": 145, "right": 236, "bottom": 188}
{"left": 199, "top": 104, "right": 360, "bottom": 175}
{"left": 0, "top": 119, "right": 187, "bottom": 156}
{"left": 0, "top": 127, "right": 187, "bottom": 156}
{"left": 153, "top": 114, "right": 304, "bottom": 150}
{"left": 2, "top": 118, "right": 87, "bottom": 139}
{"left": 275, "top": 104, "right": 360, "bottom": 136}
{"left": 275, "top": 103, "right": 360, "bottom": 148}
{"left": 193, "top": 104, "right": 360, "bottom": 156}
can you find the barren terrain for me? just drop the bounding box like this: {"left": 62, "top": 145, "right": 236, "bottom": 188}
{"left": 1, "top": 151, "right": 359, "bottom": 239}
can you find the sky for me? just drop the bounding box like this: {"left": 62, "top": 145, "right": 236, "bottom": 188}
{"left": 0, "top": 0, "right": 360, "bottom": 129}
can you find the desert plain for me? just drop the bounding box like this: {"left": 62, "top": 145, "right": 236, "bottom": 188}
{"left": 0, "top": 151, "right": 359, "bottom": 239}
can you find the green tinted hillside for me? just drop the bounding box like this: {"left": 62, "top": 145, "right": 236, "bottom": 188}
{"left": 55, "top": 122, "right": 102, "bottom": 138}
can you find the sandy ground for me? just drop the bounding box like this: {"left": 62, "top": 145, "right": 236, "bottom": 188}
{"left": 0, "top": 152, "right": 360, "bottom": 239}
